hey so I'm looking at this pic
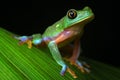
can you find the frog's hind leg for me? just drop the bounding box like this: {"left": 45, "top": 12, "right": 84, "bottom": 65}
{"left": 61, "top": 38, "right": 90, "bottom": 73}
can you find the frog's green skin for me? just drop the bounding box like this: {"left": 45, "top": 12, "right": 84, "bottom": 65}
{"left": 14, "top": 6, "right": 94, "bottom": 78}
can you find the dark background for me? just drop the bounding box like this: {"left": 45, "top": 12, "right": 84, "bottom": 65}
{"left": 0, "top": 1, "right": 116, "bottom": 67}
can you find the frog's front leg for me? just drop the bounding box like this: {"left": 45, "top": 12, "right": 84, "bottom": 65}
{"left": 48, "top": 41, "right": 77, "bottom": 78}
{"left": 66, "top": 38, "right": 90, "bottom": 73}
{"left": 14, "top": 34, "right": 42, "bottom": 49}
{"left": 14, "top": 36, "right": 33, "bottom": 48}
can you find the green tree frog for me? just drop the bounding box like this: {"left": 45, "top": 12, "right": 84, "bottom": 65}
{"left": 14, "top": 6, "right": 94, "bottom": 78}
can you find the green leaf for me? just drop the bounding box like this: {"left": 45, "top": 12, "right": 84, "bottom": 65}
{"left": 0, "top": 27, "right": 120, "bottom": 80}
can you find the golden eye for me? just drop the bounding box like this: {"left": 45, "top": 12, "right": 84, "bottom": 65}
{"left": 67, "top": 9, "right": 77, "bottom": 19}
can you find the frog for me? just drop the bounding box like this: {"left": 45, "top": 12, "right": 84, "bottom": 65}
{"left": 14, "top": 6, "right": 94, "bottom": 78}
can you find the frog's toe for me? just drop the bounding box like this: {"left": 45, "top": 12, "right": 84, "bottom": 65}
{"left": 67, "top": 67, "right": 77, "bottom": 78}
{"left": 82, "top": 61, "right": 91, "bottom": 68}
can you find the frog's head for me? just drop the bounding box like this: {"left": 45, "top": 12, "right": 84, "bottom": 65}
{"left": 64, "top": 6, "right": 94, "bottom": 28}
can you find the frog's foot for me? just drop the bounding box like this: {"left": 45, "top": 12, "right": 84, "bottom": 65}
{"left": 60, "top": 65, "right": 77, "bottom": 78}
{"left": 66, "top": 58, "right": 90, "bottom": 73}
{"left": 14, "top": 36, "right": 33, "bottom": 49}
{"left": 75, "top": 60, "right": 90, "bottom": 73}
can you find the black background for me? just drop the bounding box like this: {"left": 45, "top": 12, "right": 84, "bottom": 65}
{"left": 0, "top": 1, "right": 116, "bottom": 67}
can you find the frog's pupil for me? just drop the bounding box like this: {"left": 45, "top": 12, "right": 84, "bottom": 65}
{"left": 70, "top": 11, "right": 74, "bottom": 16}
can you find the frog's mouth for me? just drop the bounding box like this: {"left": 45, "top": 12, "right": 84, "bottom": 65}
{"left": 69, "top": 14, "right": 94, "bottom": 28}
{"left": 80, "top": 14, "right": 94, "bottom": 24}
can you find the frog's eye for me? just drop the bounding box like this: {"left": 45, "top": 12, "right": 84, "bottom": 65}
{"left": 67, "top": 9, "right": 77, "bottom": 19}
